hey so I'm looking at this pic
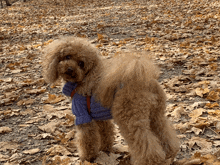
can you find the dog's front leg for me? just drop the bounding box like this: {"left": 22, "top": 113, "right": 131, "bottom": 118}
{"left": 96, "top": 120, "right": 115, "bottom": 152}
{"left": 75, "top": 120, "right": 101, "bottom": 162}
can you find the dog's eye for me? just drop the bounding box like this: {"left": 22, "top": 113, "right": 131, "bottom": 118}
{"left": 78, "top": 61, "right": 84, "bottom": 68}
{"left": 65, "top": 55, "right": 71, "bottom": 60}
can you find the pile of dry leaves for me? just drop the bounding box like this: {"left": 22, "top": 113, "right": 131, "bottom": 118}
{"left": 0, "top": 0, "right": 220, "bottom": 164}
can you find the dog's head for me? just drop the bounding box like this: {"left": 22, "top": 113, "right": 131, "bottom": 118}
{"left": 42, "top": 37, "right": 101, "bottom": 83}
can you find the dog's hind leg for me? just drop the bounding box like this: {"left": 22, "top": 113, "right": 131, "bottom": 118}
{"left": 96, "top": 120, "right": 115, "bottom": 153}
{"left": 112, "top": 103, "right": 166, "bottom": 164}
{"left": 151, "top": 115, "right": 180, "bottom": 161}
{"left": 75, "top": 120, "right": 101, "bottom": 162}
{"left": 127, "top": 119, "right": 167, "bottom": 165}
{"left": 110, "top": 85, "right": 170, "bottom": 164}
{"left": 149, "top": 83, "right": 180, "bottom": 161}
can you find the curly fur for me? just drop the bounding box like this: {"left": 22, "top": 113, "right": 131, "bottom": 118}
{"left": 42, "top": 36, "right": 115, "bottom": 162}
{"left": 42, "top": 37, "right": 179, "bottom": 164}
{"left": 95, "top": 53, "right": 179, "bottom": 164}
{"left": 42, "top": 36, "right": 103, "bottom": 94}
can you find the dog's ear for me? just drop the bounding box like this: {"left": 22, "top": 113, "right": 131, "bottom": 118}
{"left": 42, "top": 41, "right": 61, "bottom": 83}
{"left": 42, "top": 56, "right": 59, "bottom": 83}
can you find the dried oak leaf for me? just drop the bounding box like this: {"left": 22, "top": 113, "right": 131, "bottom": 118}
{"left": 0, "top": 127, "right": 12, "bottom": 134}
{"left": 0, "top": 142, "right": 19, "bottom": 152}
{"left": 195, "top": 87, "right": 209, "bottom": 97}
{"left": 20, "top": 108, "right": 35, "bottom": 116}
{"left": 43, "top": 39, "right": 54, "bottom": 46}
{"left": 188, "top": 152, "right": 220, "bottom": 165}
{"left": 43, "top": 104, "right": 55, "bottom": 112}
{"left": 207, "top": 110, "right": 220, "bottom": 116}
{"left": 188, "top": 108, "right": 205, "bottom": 122}
{"left": 174, "top": 123, "right": 190, "bottom": 133}
{"left": 35, "top": 133, "right": 53, "bottom": 140}
{"left": 9, "top": 153, "right": 23, "bottom": 162}
{"left": 215, "top": 121, "right": 220, "bottom": 132}
{"left": 51, "top": 156, "right": 71, "bottom": 165}
{"left": 17, "top": 99, "right": 35, "bottom": 106}
{"left": 38, "top": 120, "right": 61, "bottom": 133}
{"left": 43, "top": 105, "right": 69, "bottom": 119}
{"left": 78, "top": 161, "right": 97, "bottom": 165}
{"left": 186, "top": 127, "right": 202, "bottom": 135}
{"left": 207, "top": 91, "right": 219, "bottom": 101}
{"left": 187, "top": 137, "right": 212, "bottom": 154}
{"left": 205, "top": 102, "right": 219, "bottom": 108}
{"left": 200, "top": 154, "right": 220, "bottom": 165}
{"left": 23, "top": 148, "right": 40, "bottom": 155}
{"left": 97, "top": 33, "right": 104, "bottom": 40}
{"left": 192, "top": 119, "right": 210, "bottom": 129}
{"left": 94, "top": 152, "right": 120, "bottom": 165}
{"left": 65, "top": 130, "right": 75, "bottom": 140}
{"left": 0, "top": 154, "right": 10, "bottom": 162}
{"left": 25, "top": 88, "right": 46, "bottom": 94}
{"left": 47, "top": 145, "right": 72, "bottom": 156}
{"left": 44, "top": 94, "right": 65, "bottom": 104}
{"left": 170, "top": 106, "right": 186, "bottom": 121}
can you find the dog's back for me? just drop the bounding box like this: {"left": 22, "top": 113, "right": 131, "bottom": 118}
{"left": 95, "top": 52, "right": 161, "bottom": 108}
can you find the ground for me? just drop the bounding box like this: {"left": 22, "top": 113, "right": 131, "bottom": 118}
{"left": 0, "top": 0, "right": 220, "bottom": 164}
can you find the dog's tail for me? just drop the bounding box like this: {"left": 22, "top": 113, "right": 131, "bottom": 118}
{"left": 95, "top": 52, "right": 160, "bottom": 108}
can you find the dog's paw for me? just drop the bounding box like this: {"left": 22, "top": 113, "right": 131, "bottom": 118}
{"left": 80, "top": 155, "right": 97, "bottom": 163}
{"left": 163, "top": 139, "right": 180, "bottom": 159}
{"left": 145, "top": 140, "right": 166, "bottom": 164}
{"left": 79, "top": 148, "right": 99, "bottom": 163}
{"left": 149, "top": 149, "right": 166, "bottom": 164}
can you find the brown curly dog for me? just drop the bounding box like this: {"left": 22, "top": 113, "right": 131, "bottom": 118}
{"left": 42, "top": 36, "right": 179, "bottom": 165}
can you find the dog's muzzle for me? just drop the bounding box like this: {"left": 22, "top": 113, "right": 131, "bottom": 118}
{"left": 65, "top": 67, "right": 73, "bottom": 76}
{"left": 65, "top": 67, "right": 77, "bottom": 79}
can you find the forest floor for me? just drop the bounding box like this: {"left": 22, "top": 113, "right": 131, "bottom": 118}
{"left": 0, "top": 0, "right": 220, "bottom": 164}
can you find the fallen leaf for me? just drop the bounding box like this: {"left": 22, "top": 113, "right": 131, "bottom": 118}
{"left": 26, "top": 118, "right": 42, "bottom": 124}
{"left": 0, "top": 142, "right": 19, "bottom": 151}
{"left": 17, "top": 99, "right": 35, "bottom": 106}
{"left": 25, "top": 88, "right": 46, "bottom": 94}
{"left": 215, "top": 121, "right": 220, "bottom": 132}
{"left": 205, "top": 102, "right": 219, "bottom": 108}
{"left": 35, "top": 133, "right": 53, "bottom": 139}
{"left": 65, "top": 130, "right": 75, "bottom": 140}
{"left": 11, "top": 69, "right": 22, "bottom": 74}
{"left": 44, "top": 94, "right": 65, "bottom": 104}
{"left": 0, "top": 127, "right": 12, "bottom": 134}
{"left": 207, "top": 91, "right": 219, "bottom": 101}
{"left": 174, "top": 123, "right": 190, "bottom": 133}
{"left": 187, "top": 137, "right": 212, "bottom": 154}
{"left": 95, "top": 152, "right": 120, "bottom": 165}
{"left": 43, "top": 104, "right": 55, "bottom": 112}
{"left": 97, "top": 33, "right": 104, "bottom": 40}
{"left": 47, "top": 145, "right": 72, "bottom": 156}
{"left": 189, "top": 108, "right": 205, "bottom": 122}
{"left": 0, "top": 154, "right": 10, "bottom": 162}
{"left": 38, "top": 120, "right": 61, "bottom": 133}
{"left": 23, "top": 148, "right": 40, "bottom": 155}
{"left": 186, "top": 127, "right": 202, "bottom": 135}
{"left": 171, "top": 106, "right": 186, "bottom": 121}
{"left": 78, "top": 161, "right": 97, "bottom": 165}
{"left": 9, "top": 153, "right": 23, "bottom": 162}
{"left": 195, "top": 88, "right": 209, "bottom": 97}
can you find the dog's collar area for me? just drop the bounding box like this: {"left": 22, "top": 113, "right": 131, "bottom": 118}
{"left": 71, "top": 89, "right": 77, "bottom": 98}
{"left": 71, "top": 89, "right": 91, "bottom": 114}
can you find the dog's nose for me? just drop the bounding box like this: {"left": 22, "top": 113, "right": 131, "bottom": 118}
{"left": 66, "top": 67, "right": 73, "bottom": 76}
